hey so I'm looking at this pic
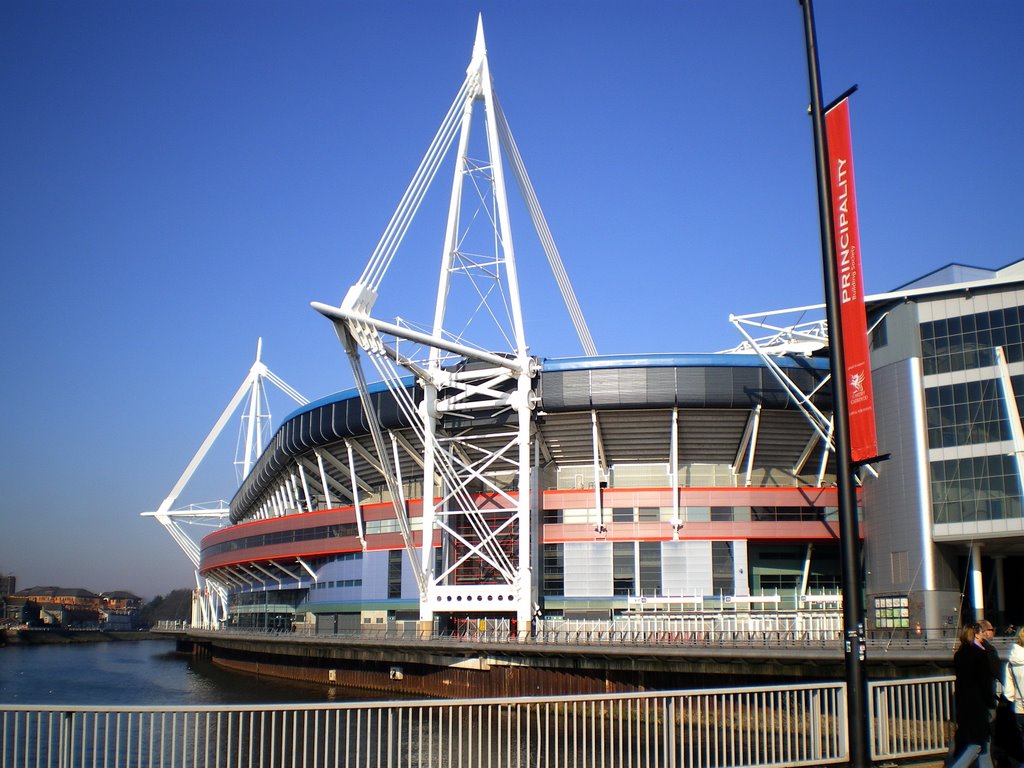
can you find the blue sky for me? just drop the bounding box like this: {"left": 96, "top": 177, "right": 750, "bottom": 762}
{"left": 1, "top": 1, "right": 1021, "bottom": 600}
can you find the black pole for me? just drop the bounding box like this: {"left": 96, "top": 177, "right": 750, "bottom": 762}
{"left": 797, "top": 2, "right": 870, "bottom": 766}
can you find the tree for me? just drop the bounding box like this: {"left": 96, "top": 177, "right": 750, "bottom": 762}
{"left": 139, "top": 589, "right": 191, "bottom": 626}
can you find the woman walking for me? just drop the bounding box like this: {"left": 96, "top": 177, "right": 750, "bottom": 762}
{"left": 947, "top": 624, "right": 997, "bottom": 768}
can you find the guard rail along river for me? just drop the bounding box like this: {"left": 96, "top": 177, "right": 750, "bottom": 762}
{"left": 1, "top": 674, "right": 954, "bottom": 768}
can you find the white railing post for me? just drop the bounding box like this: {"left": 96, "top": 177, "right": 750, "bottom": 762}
{"left": 839, "top": 680, "right": 851, "bottom": 763}
{"left": 665, "top": 696, "right": 678, "bottom": 768}
{"left": 810, "top": 687, "right": 823, "bottom": 763}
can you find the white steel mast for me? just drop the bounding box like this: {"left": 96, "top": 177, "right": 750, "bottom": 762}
{"left": 142, "top": 339, "right": 307, "bottom": 628}
{"left": 314, "top": 17, "right": 593, "bottom": 631}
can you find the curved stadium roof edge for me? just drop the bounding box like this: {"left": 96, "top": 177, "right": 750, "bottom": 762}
{"left": 231, "top": 353, "right": 832, "bottom": 522}
{"left": 540, "top": 352, "right": 827, "bottom": 372}
{"left": 283, "top": 353, "right": 829, "bottom": 424}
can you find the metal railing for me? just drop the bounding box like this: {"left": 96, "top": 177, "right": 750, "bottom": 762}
{"left": 181, "top": 621, "right": 966, "bottom": 654}
{"left": 870, "top": 675, "right": 954, "bottom": 761}
{"left": 1, "top": 676, "right": 954, "bottom": 768}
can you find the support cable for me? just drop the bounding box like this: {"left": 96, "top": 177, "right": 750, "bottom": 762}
{"left": 494, "top": 97, "right": 597, "bottom": 356}
{"left": 360, "top": 79, "right": 473, "bottom": 291}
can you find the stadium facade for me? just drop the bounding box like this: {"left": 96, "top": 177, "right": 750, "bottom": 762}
{"left": 203, "top": 352, "right": 846, "bottom": 633}
{"left": 153, "top": 21, "right": 1023, "bottom": 637}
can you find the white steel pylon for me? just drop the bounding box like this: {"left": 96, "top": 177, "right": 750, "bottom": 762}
{"left": 313, "top": 18, "right": 591, "bottom": 630}
{"left": 142, "top": 338, "right": 307, "bottom": 628}
{"left": 724, "top": 306, "right": 879, "bottom": 484}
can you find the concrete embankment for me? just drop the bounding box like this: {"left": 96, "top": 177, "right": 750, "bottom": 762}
{"left": 173, "top": 629, "right": 956, "bottom": 699}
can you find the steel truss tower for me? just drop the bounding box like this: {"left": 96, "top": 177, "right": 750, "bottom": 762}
{"left": 142, "top": 339, "right": 307, "bottom": 628}
{"left": 314, "top": 18, "right": 594, "bottom": 631}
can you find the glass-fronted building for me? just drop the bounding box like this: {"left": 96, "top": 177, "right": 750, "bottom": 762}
{"left": 865, "top": 259, "right": 1024, "bottom": 631}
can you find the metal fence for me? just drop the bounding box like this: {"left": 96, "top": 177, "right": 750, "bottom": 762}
{"left": 194, "top": 620, "right": 964, "bottom": 652}
{"left": 1, "top": 676, "right": 953, "bottom": 768}
{"left": 870, "top": 675, "right": 954, "bottom": 761}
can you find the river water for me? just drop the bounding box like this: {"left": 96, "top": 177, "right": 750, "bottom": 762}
{"left": 0, "top": 639, "right": 381, "bottom": 706}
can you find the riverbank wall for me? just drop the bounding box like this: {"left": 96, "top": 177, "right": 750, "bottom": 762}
{"left": 173, "top": 629, "right": 957, "bottom": 700}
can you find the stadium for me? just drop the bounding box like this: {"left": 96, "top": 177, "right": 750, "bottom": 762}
{"left": 151, "top": 20, "right": 1024, "bottom": 639}
{"left": 201, "top": 352, "right": 844, "bottom": 635}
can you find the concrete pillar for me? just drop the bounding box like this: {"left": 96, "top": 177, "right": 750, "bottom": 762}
{"left": 970, "top": 542, "right": 985, "bottom": 621}
{"left": 994, "top": 555, "right": 1006, "bottom": 625}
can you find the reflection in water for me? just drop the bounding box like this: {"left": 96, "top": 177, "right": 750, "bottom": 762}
{"left": 0, "top": 639, "right": 400, "bottom": 706}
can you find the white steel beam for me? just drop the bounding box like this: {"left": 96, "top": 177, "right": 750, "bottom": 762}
{"left": 995, "top": 346, "right": 1024, "bottom": 496}
{"left": 226, "top": 565, "right": 259, "bottom": 587}
{"left": 345, "top": 438, "right": 388, "bottom": 482}
{"left": 309, "top": 451, "right": 359, "bottom": 501}
{"left": 345, "top": 441, "right": 367, "bottom": 550}
{"left": 314, "top": 306, "right": 525, "bottom": 375}
{"left": 314, "top": 451, "right": 335, "bottom": 508}
{"left": 670, "top": 408, "right": 682, "bottom": 537}
{"left": 392, "top": 431, "right": 427, "bottom": 472}
{"left": 297, "top": 462, "right": 313, "bottom": 512}
{"left": 268, "top": 560, "right": 301, "bottom": 582}
{"left": 214, "top": 568, "right": 246, "bottom": 589}
{"left": 744, "top": 405, "right": 762, "bottom": 488}
{"left": 794, "top": 432, "right": 821, "bottom": 478}
{"left": 242, "top": 564, "right": 271, "bottom": 586}
{"left": 592, "top": 410, "right": 607, "bottom": 531}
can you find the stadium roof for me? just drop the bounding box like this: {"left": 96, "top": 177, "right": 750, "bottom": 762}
{"left": 229, "top": 353, "right": 834, "bottom": 522}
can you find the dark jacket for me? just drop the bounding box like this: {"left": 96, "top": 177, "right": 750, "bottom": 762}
{"left": 954, "top": 640, "right": 997, "bottom": 747}
{"left": 980, "top": 638, "right": 1001, "bottom": 696}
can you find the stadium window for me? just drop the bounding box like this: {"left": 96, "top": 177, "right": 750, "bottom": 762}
{"left": 712, "top": 541, "right": 734, "bottom": 596}
{"left": 612, "top": 507, "right": 633, "bottom": 523}
{"left": 871, "top": 316, "right": 888, "bottom": 349}
{"left": 612, "top": 542, "right": 635, "bottom": 596}
{"left": 685, "top": 506, "right": 710, "bottom": 522}
{"left": 759, "top": 574, "right": 800, "bottom": 591}
{"left": 388, "top": 550, "right": 403, "bottom": 599}
{"left": 542, "top": 543, "right": 564, "bottom": 596}
{"left": 710, "top": 506, "right": 733, "bottom": 521}
{"left": 638, "top": 542, "right": 661, "bottom": 596}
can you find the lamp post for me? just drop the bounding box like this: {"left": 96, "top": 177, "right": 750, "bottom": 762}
{"left": 798, "top": 2, "right": 870, "bottom": 765}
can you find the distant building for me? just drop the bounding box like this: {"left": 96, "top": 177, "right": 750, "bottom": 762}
{"left": 37, "top": 604, "right": 99, "bottom": 627}
{"left": 10, "top": 586, "right": 101, "bottom": 610}
{"left": 100, "top": 591, "right": 143, "bottom": 629}
{"left": 101, "top": 591, "right": 143, "bottom": 613}
{"left": 3, "top": 587, "right": 144, "bottom": 628}
{"left": 7, "top": 587, "right": 106, "bottom": 628}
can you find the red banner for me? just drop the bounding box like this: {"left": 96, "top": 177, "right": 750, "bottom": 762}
{"left": 825, "top": 98, "right": 878, "bottom": 464}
